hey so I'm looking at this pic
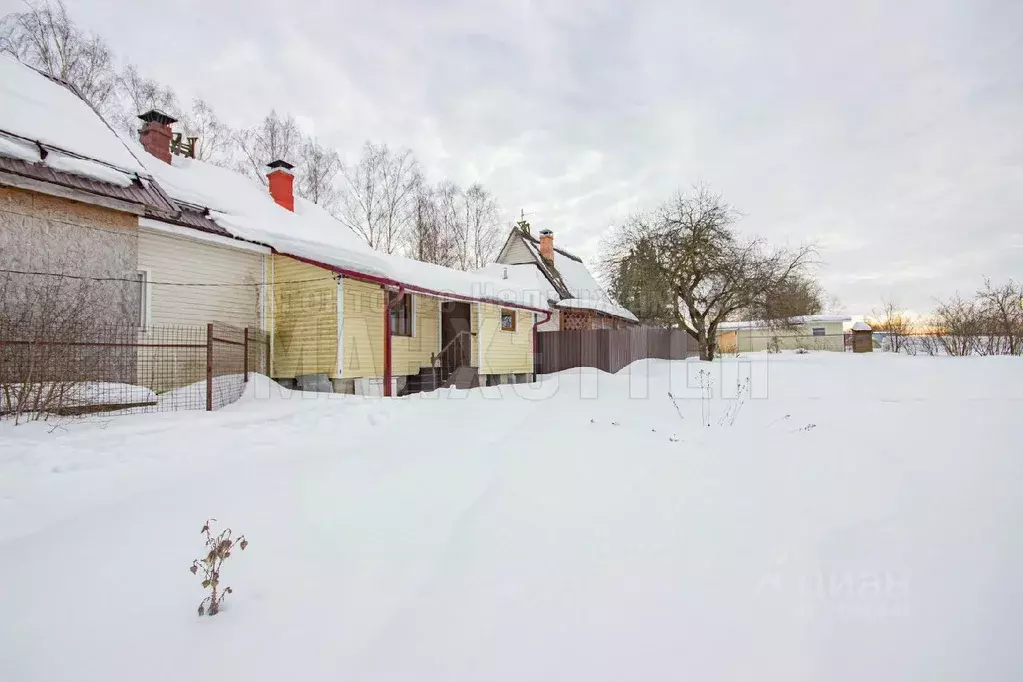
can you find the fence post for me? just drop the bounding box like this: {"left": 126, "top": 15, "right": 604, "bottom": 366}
{"left": 243, "top": 327, "right": 249, "bottom": 383}
{"left": 205, "top": 322, "right": 213, "bottom": 411}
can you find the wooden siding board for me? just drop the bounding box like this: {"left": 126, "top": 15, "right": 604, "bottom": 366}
{"left": 478, "top": 303, "right": 533, "bottom": 375}
{"left": 272, "top": 255, "right": 337, "bottom": 378}
{"left": 138, "top": 230, "right": 263, "bottom": 329}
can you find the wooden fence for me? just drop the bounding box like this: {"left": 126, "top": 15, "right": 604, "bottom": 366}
{"left": 535, "top": 327, "right": 699, "bottom": 375}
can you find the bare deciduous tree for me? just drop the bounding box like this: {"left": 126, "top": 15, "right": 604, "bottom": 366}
{"left": 930, "top": 294, "right": 983, "bottom": 356}
{"left": 406, "top": 182, "right": 456, "bottom": 266}
{"left": 179, "top": 98, "right": 234, "bottom": 166}
{"left": 236, "top": 110, "right": 302, "bottom": 184}
{"left": 976, "top": 277, "right": 1023, "bottom": 355}
{"left": 0, "top": 0, "right": 117, "bottom": 111}
{"left": 296, "top": 137, "right": 341, "bottom": 210}
{"left": 462, "top": 183, "right": 501, "bottom": 269}
{"left": 111, "top": 63, "right": 181, "bottom": 136}
{"left": 601, "top": 186, "right": 816, "bottom": 360}
{"left": 337, "top": 142, "right": 420, "bottom": 253}
{"left": 871, "top": 300, "right": 912, "bottom": 353}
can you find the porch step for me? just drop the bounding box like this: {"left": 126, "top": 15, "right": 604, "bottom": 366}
{"left": 443, "top": 366, "right": 479, "bottom": 390}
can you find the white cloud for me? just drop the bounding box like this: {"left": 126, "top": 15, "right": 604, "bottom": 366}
{"left": 58, "top": 0, "right": 1023, "bottom": 314}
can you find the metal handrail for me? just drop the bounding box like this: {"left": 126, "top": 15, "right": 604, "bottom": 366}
{"left": 431, "top": 330, "right": 472, "bottom": 368}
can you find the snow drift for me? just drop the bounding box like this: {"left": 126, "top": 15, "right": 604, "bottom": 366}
{"left": 0, "top": 353, "right": 1020, "bottom": 681}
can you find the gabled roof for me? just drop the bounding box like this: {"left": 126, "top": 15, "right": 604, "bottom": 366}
{"left": 0, "top": 55, "right": 176, "bottom": 216}
{"left": 487, "top": 225, "right": 638, "bottom": 322}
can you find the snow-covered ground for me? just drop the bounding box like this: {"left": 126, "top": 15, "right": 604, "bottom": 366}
{"left": 1, "top": 353, "right": 1021, "bottom": 681}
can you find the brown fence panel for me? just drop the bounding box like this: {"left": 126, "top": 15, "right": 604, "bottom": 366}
{"left": 535, "top": 326, "right": 697, "bottom": 375}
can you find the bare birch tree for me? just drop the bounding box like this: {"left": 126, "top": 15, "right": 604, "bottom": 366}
{"left": 180, "top": 98, "right": 233, "bottom": 166}
{"left": 406, "top": 182, "right": 456, "bottom": 266}
{"left": 0, "top": 0, "right": 117, "bottom": 111}
{"left": 336, "top": 142, "right": 420, "bottom": 253}
{"left": 111, "top": 63, "right": 181, "bottom": 136}
{"left": 296, "top": 138, "right": 341, "bottom": 210}
{"left": 236, "top": 110, "right": 302, "bottom": 184}
{"left": 462, "top": 183, "right": 501, "bottom": 269}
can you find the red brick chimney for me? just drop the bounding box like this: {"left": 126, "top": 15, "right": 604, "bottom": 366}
{"left": 137, "top": 110, "right": 176, "bottom": 164}
{"left": 539, "top": 228, "right": 554, "bottom": 261}
{"left": 266, "top": 160, "right": 295, "bottom": 212}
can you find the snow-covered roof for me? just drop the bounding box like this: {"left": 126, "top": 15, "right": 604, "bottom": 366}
{"left": 494, "top": 230, "right": 638, "bottom": 322}
{"left": 0, "top": 55, "right": 146, "bottom": 176}
{"left": 718, "top": 315, "right": 852, "bottom": 330}
{"left": 129, "top": 144, "right": 548, "bottom": 310}
{"left": 850, "top": 321, "right": 873, "bottom": 331}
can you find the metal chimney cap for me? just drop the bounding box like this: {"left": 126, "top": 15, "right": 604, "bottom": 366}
{"left": 137, "top": 109, "right": 177, "bottom": 125}
{"left": 267, "top": 159, "right": 295, "bottom": 171}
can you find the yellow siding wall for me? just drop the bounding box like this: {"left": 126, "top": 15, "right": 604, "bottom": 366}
{"left": 478, "top": 303, "right": 534, "bottom": 374}
{"left": 340, "top": 280, "right": 441, "bottom": 378}
{"left": 272, "top": 255, "right": 337, "bottom": 378}
{"left": 735, "top": 321, "right": 845, "bottom": 352}
{"left": 138, "top": 229, "right": 264, "bottom": 329}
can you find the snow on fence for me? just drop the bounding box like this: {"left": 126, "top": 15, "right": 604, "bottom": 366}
{"left": 0, "top": 321, "right": 269, "bottom": 419}
{"left": 535, "top": 327, "right": 699, "bottom": 375}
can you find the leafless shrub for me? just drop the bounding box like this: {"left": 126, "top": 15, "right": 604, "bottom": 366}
{"left": 0, "top": 268, "right": 110, "bottom": 423}
{"left": 930, "top": 294, "right": 983, "bottom": 357}
{"left": 976, "top": 277, "right": 1023, "bottom": 356}
{"left": 190, "top": 519, "right": 248, "bottom": 617}
{"left": 871, "top": 300, "right": 912, "bottom": 353}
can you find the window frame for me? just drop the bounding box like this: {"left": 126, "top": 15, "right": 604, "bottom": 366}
{"left": 137, "top": 268, "right": 151, "bottom": 329}
{"left": 812, "top": 326, "right": 826, "bottom": 337}
{"left": 389, "top": 291, "right": 415, "bottom": 337}
{"left": 500, "top": 308, "right": 517, "bottom": 332}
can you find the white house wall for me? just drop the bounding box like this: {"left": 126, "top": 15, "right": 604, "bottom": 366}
{"left": 137, "top": 228, "right": 265, "bottom": 330}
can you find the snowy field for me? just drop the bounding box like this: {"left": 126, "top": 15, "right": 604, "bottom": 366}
{"left": 1, "top": 352, "right": 1021, "bottom": 681}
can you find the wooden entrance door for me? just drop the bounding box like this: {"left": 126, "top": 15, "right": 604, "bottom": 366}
{"left": 440, "top": 301, "right": 472, "bottom": 368}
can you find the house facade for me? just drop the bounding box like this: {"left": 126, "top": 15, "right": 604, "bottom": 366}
{"left": 717, "top": 316, "right": 851, "bottom": 353}
{"left": 0, "top": 57, "right": 181, "bottom": 331}
{"left": 480, "top": 222, "right": 638, "bottom": 331}
{"left": 2, "top": 55, "right": 550, "bottom": 403}
{"left": 131, "top": 113, "right": 548, "bottom": 395}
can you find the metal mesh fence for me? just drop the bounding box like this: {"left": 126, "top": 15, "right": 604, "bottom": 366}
{"left": 0, "top": 321, "right": 268, "bottom": 419}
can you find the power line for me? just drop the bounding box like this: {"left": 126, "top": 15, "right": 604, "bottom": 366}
{"left": 0, "top": 267, "right": 336, "bottom": 288}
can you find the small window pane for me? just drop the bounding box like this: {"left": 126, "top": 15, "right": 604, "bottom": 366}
{"left": 812, "top": 327, "right": 825, "bottom": 337}
{"left": 501, "top": 310, "right": 516, "bottom": 331}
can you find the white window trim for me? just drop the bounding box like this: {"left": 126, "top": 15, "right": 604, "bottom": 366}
{"left": 137, "top": 267, "right": 152, "bottom": 329}
{"left": 812, "top": 327, "right": 826, "bottom": 337}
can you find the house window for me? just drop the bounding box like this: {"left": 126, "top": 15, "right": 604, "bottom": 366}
{"left": 500, "top": 309, "right": 516, "bottom": 332}
{"left": 389, "top": 291, "right": 413, "bottom": 336}
{"left": 137, "top": 270, "right": 149, "bottom": 328}
{"left": 812, "top": 327, "right": 826, "bottom": 337}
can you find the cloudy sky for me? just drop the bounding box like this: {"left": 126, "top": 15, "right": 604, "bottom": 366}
{"left": 13, "top": 0, "right": 1022, "bottom": 314}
